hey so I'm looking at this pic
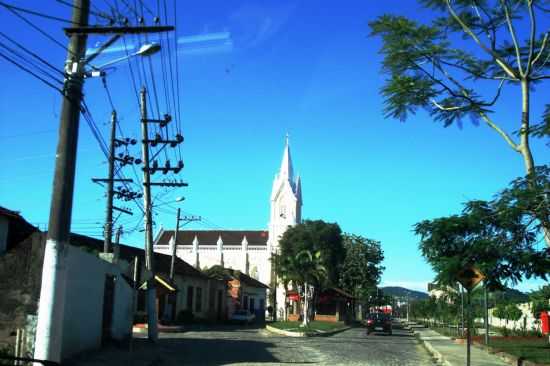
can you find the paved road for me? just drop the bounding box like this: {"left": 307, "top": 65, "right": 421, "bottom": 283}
{"left": 68, "top": 322, "right": 437, "bottom": 366}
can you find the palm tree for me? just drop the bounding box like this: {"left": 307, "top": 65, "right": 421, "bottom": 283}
{"left": 272, "top": 253, "right": 300, "bottom": 321}
{"left": 295, "top": 250, "right": 328, "bottom": 327}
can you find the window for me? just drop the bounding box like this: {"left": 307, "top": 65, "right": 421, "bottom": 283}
{"left": 243, "top": 295, "right": 248, "bottom": 310}
{"left": 187, "top": 286, "right": 194, "bottom": 311}
{"left": 250, "top": 298, "right": 255, "bottom": 313}
{"left": 196, "top": 287, "right": 202, "bottom": 312}
{"left": 259, "top": 299, "right": 265, "bottom": 311}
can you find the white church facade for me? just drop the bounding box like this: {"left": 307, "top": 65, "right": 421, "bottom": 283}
{"left": 153, "top": 138, "right": 302, "bottom": 317}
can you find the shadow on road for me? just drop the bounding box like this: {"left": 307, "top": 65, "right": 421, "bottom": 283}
{"left": 66, "top": 334, "right": 307, "bottom": 366}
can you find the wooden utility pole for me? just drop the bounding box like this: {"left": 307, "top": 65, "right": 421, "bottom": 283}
{"left": 170, "top": 208, "right": 181, "bottom": 281}
{"left": 140, "top": 86, "right": 159, "bottom": 342}
{"left": 33, "top": 2, "right": 173, "bottom": 359}
{"left": 104, "top": 110, "right": 117, "bottom": 253}
{"left": 170, "top": 211, "right": 200, "bottom": 281}
{"left": 34, "top": 1, "right": 90, "bottom": 363}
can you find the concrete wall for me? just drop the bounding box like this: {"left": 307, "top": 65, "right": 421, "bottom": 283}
{"left": 172, "top": 275, "right": 210, "bottom": 319}
{"left": 111, "top": 275, "right": 134, "bottom": 341}
{"left": 486, "top": 302, "right": 541, "bottom": 332}
{"left": 61, "top": 245, "right": 133, "bottom": 359}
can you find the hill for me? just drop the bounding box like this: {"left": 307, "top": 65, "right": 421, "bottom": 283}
{"left": 381, "top": 286, "right": 429, "bottom": 300}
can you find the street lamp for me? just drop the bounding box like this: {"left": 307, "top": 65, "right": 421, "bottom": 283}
{"left": 84, "top": 41, "right": 161, "bottom": 77}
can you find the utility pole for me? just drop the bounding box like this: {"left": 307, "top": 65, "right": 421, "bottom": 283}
{"left": 461, "top": 285, "right": 465, "bottom": 337}
{"left": 170, "top": 208, "right": 181, "bottom": 281}
{"left": 140, "top": 86, "right": 159, "bottom": 342}
{"left": 104, "top": 111, "right": 117, "bottom": 253}
{"left": 140, "top": 86, "right": 187, "bottom": 340}
{"left": 484, "top": 282, "right": 489, "bottom": 345}
{"left": 33, "top": 1, "right": 89, "bottom": 363}
{"left": 93, "top": 109, "right": 138, "bottom": 254}
{"left": 170, "top": 212, "right": 200, "bottom": 281}
{"left": 32, "top": 5, "right": 173, "bottom": 360}
{"left": 466, "top": 290, "right": 472, "bottom": 366}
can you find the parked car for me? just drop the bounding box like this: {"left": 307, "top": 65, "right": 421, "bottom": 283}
{"left": 365, "top": 313, "right": 392, "bottom": 335}
{"left": 230, "top": 310, "right": 256, "bottom": 324}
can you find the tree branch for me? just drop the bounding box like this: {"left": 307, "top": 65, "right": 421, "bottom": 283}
{"left": 531, "top": 32, "right": 549, "bottom": 67}
{"left": 499, "top": 0, "right": 524, "bottom": 76}
{"left": 437, "top": 58, "right": 517, "bottom": 81}
{"left": 445, "top": 0, "right": 518, "bottom": 79}
{"left": 525, "top": 0, "right": 536, "bottom": 75}
{"left": 431, "top": 99, "right": 465, "bottom": 111}
{"left": 478, "top": 110, "right": 520, "bottom": 151}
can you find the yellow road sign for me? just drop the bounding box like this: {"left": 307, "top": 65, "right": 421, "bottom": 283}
{"left": 456, "top": 266, "right": 485, "bottom": 291}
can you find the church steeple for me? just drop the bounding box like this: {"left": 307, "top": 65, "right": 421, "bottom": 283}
{"left": 278, "top": 134, "right": 293, "bottom": 182}
{"left": 269, "top": 135, "right": 302, "bottom": 253}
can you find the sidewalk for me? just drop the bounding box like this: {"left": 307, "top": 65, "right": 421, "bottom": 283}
{"left": 407, "top": 322, "right": 510, "bottom": 366}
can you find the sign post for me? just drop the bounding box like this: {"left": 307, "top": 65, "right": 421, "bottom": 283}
{"left": 456, "top": 266, "right": 486, "bottom": 366}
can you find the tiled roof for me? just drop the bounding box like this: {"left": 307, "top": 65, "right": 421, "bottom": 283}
{"left": 68, "top": 233, "right": 209, "bottom": 279}
{"left": 156, "top": 230, "right": 269, "bottom": 246}
{"left": 204, "top": 265, "right": 270, "bottom": 289}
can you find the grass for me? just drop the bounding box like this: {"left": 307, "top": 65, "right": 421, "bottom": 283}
{"left": 479, "top": 337, "right": 550, "bottom": 364}
{"left": 269, "top": 321, "right": 347, "bottom": 333}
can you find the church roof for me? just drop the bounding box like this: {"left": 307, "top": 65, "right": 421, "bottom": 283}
{"left": 156, "top": 230, "right": 269, "bottom": 246}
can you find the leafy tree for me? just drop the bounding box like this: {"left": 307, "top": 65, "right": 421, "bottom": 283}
{"left": 494, "top": 301, "right": 523, "bottom": 332}
{"left": 277, "top": 220, "right": 344, "bottom": 287}
{"left": 529, "top": 284, "right": 550, "bottom": 318}
{"left": 275, "top": 220, "right": 345, "bottom": 321}
{"left": 415, "top": 197, "right": 549, "bottom": 291}
{"left": 338, "top": 234, "right": 385, "bottom": 304}
{"left": 370, "top": 0, "right": 550, "bottom": 245}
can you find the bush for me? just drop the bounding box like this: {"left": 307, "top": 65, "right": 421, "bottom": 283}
{"left": 176, "top": 309, "right": 194, "bottom": 324}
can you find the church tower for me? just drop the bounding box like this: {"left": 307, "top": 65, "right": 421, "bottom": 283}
{"left": 268, "top": 136, "right": 302, "bottom": 253}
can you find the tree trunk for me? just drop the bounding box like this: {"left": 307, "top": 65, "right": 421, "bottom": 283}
{"left": 520, "top": 79, "right": 550, "bottom": 247}
{"left": 302, "top": 282, "right": 309, "bottom": 327}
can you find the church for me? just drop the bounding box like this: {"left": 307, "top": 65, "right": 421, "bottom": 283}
{"left": 153, "top": 137, "right": 302, "bottom": 318}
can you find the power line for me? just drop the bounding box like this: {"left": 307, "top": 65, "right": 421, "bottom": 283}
{"left": 4, "top": 4, "right": 73, "bottom": 55}
{"left": 0, "top": 1, "right": 76, "bottom": 24}
{"left": 0, "top": 41, "right": 63, "bottom": 86}
{"left": 0, "top": 51, "right": 63, "bottom": 93}
{"left": 0, "top": 31, "right": 64, "bottom": 77}
{"left": 55, "top": 0, "right": 114, "bottom": 21}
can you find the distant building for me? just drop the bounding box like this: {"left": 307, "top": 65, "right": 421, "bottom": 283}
{"left": 154, "top": 137, "right": 302, "bottom": 318}
{"left": 427, "top": 282, "right": 458, "bottom": 300}
{"left": 205, "top": 266, "right": 269, "bottom": 321}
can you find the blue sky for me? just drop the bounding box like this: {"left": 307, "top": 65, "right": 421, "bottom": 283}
{"left": 0, "top": 1, "right": 548, "bottom": 293}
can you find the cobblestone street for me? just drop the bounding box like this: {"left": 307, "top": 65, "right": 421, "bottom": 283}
{"left": 67, "top": 323, "right": 436, "bottom": 366}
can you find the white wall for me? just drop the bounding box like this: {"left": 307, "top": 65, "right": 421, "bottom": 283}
{"left": 111, "top": 276, "right": 134, "bottom": 341}
{"left": 486, "top": 302, "right": 541, "bottom": 332}
{"left": 172, "top": 275, "right": 210, "bottom": 319}
{"left": 156, "top": 245, "right": 272, "bottom": 287}
{"left": 60, "top": 245, "right": 132, "bottom": 360}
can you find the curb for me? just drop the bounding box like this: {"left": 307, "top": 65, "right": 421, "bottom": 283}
{"left": 413, "top": 331, "right": 453, "bottom": 366}
{"left": 407, "top": 323, "right": 550, "bottom": 366}
{"left": 132, "top": 324, "right": 186, "bottom": 334}
{"left": 265, "top": 324, "right": 351, "bottom": 337}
